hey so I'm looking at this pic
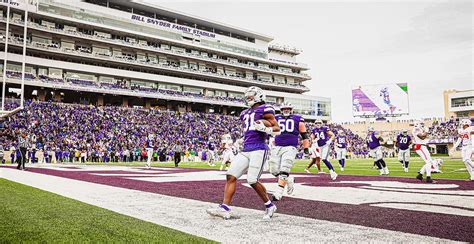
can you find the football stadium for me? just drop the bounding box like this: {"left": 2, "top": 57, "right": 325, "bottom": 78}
{"left": 0, "top": 0, "right": 473, "bottom": 243}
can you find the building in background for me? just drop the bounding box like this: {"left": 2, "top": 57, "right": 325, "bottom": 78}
{"left": 0, "top": 0, "right": 330, "bottom": 120}
{"left": 443, "top": 89, "right": 473, "bottom": 119}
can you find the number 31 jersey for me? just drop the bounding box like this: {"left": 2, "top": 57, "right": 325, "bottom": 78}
{"left": 240, "top": 104, "right": 275, "bottom": 152}
{"left": 274, "top": 114, "right": 303, "bottom": 147}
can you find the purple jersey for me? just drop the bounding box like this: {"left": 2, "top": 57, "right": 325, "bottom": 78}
{"left": 208, "top": 141, "right": 215, "bottom": 150}
{"left": 240, "top": 104, "right": 275, "bottom": 152}
{"left": 311, "top": 126, "right": 330, "bottom": 147}
{"left": 146, "top": 139, "right": 153, "bottom": 148}
{"left": 274, "top": 114, "right": 304, "bottom": 147}
{"left": 366, "top": 132, "right": 380, "bottom": 149}
{"left": 396, "top": 134, "right": 411, "bottom": 150}
{"left": 336, "top": 136, "right": 347, "bottom": 148}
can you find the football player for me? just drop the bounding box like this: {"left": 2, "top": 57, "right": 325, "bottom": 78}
{"left": 413, "top": 121, "right": 433, "bottom": 183}
{"left": 366, "top": 126, "right": 389, "bottom": 175}
{"left": 207, "top": 86, "right": 280, "bottom": 220}
{"left": 145, "top": 134, "right": 154, "bottom": 169}
{"left": 268, "top": 101, "right": 310, "bottom": 201}
{"left": 207, "top": 138, "right": 216, "bottom": 167}
{"left": 380, "top": 87, "right": 391, "bottom": 106}
{"left": 451, "top": 119, "right": 473, "bottom": 180}
{"left": 220, "top": 134, "right": 235, "bottom": 171}
{"left": 305, "top": 120, "right": 338, "bottom": 180}
{"left": 395, "top": 129, "right": 412, "bottom": 172}
{"left": 335, "top": 130, "right": 347, "bottom": 171}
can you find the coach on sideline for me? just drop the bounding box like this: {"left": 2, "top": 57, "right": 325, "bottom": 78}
{"left": 17, "top": 130, "right": 29, "bottom": 170}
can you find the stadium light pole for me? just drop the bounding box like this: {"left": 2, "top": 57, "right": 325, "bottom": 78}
{"left": 20, "top": 1, "right": 28, "bottom": 109}
{"left": 1, "top": 0, "right": 11, "bottom": 112}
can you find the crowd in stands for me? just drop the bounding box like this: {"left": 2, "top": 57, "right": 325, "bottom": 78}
{"left": 1, "top": 100, "right": 243, "bottom": 163}
{"left": 428, "top": 119, "right": 459, "bottom": 140}
{"left": 1, "top": 100, "right": 466, "bottom": 164}
{"left": 4, "top": 71, "right": 247, "bottom": 105}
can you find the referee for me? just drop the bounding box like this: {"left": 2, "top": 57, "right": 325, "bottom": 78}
{"left": 17, "top": 131, "right": 29, "bottom": 170}
{"left": 172, "top": 142, "right": 182, "bottom": 167}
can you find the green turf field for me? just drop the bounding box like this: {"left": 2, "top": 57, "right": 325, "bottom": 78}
{"left": 0, "top": 179, "right": 214, "bottom": 243}
{"left": 65, "top": 156, "right": 470, "bottom": 180}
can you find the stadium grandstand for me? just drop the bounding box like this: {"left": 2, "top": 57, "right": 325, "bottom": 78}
{"left": 0, "top": 0, "right": 330, "bottom": 120}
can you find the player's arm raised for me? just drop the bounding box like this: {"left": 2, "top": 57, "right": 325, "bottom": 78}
{"left": 299, "top": 121, "right": 310, "bottom": 154}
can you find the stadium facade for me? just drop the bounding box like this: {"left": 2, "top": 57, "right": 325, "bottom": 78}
{"left": 0, "top": 0, "right": 330, "bottom": 120}
{"left": 443, "top": 89, "right": 473, "bottom": 119}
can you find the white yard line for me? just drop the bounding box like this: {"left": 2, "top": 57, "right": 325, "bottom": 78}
{"left": 0, "top": 168, "right": 461, "bottom": 243}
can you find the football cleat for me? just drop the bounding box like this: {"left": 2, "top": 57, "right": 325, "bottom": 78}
{"left": 287, "top": 176, "right": 295, "bottom": 195}
{"left": 206, "top": 205, "right": 231, "bottom": 220}
{"left": 330, "top": 170, "right": 338, "bottom": 180}
{"left": 272, "top": 191, "right": 282, "bottom": 201}
{"left": 426, "top": 177, "right": 433, "bottom": 183}
{"left": 340, "top": 167, "right": 344, "bottom": 172}
{"left": 416, "top": 173, "right": 423, "bottom": 181}
{"left": 383, "top": 167, "right": 390, "bottom": 175}
{"left": 263, "top": 204, "right": 277, "bottom": 220}
{"left": 404, "top": 167, "right": 408, "bottom": 173}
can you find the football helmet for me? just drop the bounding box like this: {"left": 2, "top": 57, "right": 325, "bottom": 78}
{"left": 461, "top": 119, "right": 471, "bottom": 127}
{"left": 245, "top": 86, "right": 265, "bottom": 107}
{"left": 414, "top": 120, "right": 424, "bottom": 129}
{"left": 401, "top": 129, "right": 408, "bottom": 136}
{"left": 367, "top": 126, "right": 374, "bottom": 132}
{"left": 221, "top": 134, "right": 232, "bottom": 142}
{"left": 280, "top": 101, "right": 293, "bottom": 116}
{"left": 338, "top": 130, "right": 344, "bottom": 136}
{"left": 315, "top": 119, "right": 323, "bottom": 128}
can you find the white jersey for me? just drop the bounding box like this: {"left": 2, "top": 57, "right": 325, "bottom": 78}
{"left": 222, "top": 139, "right": 234, "bottom": 150}
{"left": 458, "top": 126, "right": 473, "bottom": 147}
{"left": 412, "top": 127, "right": 429, "bottom": 145}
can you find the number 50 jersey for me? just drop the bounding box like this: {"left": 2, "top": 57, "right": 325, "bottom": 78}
{"left": 274, "top": 114, "right": 304, "bottom": 147}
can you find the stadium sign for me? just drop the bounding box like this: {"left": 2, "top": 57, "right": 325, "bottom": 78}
{"left": 131, "top": 14, "right": 216, "bottom": 39}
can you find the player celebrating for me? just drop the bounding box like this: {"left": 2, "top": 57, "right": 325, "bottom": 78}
{"left": 268, "top": 101, "right": 310, "bottom": 201}
{"left": 305, "top": 120, "right": 338, "bottom": 180}
{"left": 335, "top": 130, "right": 347, "bottom": 171}
{"left": 207, "top": 86, "right": 280, "bottom": 220}
{"left": 366, "top": 127, "right": 389, "bottom": 175}
{"left": 220, "top": 134, "right": 235, "bottom": 171}
{"left": 395, "top": 129, "right": 412, "bottom": 172}
{"left": 413, "top": 121, "right": 433, "bottom": 183}
{"left": 451, "top": 119, "right": 473, "bottom": 181}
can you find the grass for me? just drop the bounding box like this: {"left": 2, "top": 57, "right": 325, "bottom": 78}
{"left": 49, "top": 156, "right": 470, "bottom": 180}
{"left": 0, "top": 179, "right": 215, "bottom": 243}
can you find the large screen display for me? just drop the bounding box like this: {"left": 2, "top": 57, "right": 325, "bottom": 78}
{"left": 352, "top": 83, "right": 409, "bottom": 117}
